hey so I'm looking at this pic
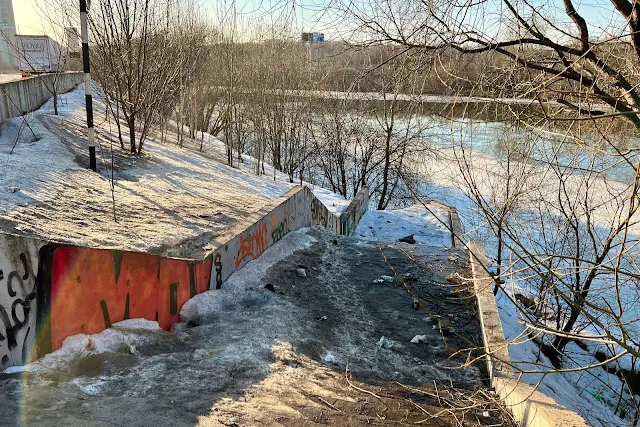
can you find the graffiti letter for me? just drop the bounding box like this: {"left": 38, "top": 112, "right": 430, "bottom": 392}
{"left": 215, "top": 254, "right": 223, "bottom": 289}
{"left": 100, "top": 300, "right": 112, "bottom": 328}
{"left": 169, "top": 283, "right": 179, "bottom": 315}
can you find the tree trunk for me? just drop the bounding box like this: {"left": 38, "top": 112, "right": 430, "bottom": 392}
{"left": 493, "top": 227, "right": 503, "bottom": 295}
{"left": 128, "top": 115, "right": 137, "bottom": 154}
{"left": 378, "top": 139, "right": 392, "bottom": 210}
{"left": 53, "top": 91, "right": 59, "bottom": 116}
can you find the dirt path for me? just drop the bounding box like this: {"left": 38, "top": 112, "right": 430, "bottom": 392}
{"left": 0, "top": 229, "right": 515, "bottom": 427}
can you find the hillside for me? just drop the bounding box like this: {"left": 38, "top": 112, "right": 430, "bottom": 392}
{"left": 0, "top": 85, "right": 349, "bottom": 258}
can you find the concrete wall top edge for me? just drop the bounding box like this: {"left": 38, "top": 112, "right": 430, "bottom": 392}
{"left": 468, "top": 240, "right": 589, "bottom": 427}
{"left": 339, "top": 186, "right": 369, "bottom": 220}
{"left": 202, "top": 185, "right": 308, "bottom": 258}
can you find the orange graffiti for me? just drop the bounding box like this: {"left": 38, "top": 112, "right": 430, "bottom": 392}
{"left": 235, "top": 222, "right": 271, "bottom": 268}
{"left": 50, "top": 247, "right": 212, "bottom": 351}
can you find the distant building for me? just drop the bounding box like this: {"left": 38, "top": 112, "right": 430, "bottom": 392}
{"left": 65, "top": 27, "right": 81, "bottom": 55}
{"left": 301, "top": 32, "right": 325, "bottom": 44}
{"left": 0, "top": 0, "right": 17, "bottom": 70}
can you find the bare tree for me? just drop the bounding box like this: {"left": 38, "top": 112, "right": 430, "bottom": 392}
{"left": 90, "top": 0, "right": 208, "bottom": 154}
{"left": 337, "top": 0, "right": 640, "bottom": 421}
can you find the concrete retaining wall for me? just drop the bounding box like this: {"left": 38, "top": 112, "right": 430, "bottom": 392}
{"left": 337, "top": 187, "right": 369, "bottom": 235}
{"left": 208, "top": 186, "right": 309, "bottom": 289}
{"left": 468, "top": 240, "right": 589, "bottom": 427}
{"left": 207, "top": 185, "right": 369, "bottom": 289}
{"left": 422, "top": 200, "right": 464, "bottom": 248}
{"left": 0, "top": 72, "right": 83, "bottom": 121}
{"left": 0, "top": 185, "right": 370, "bottom": 369}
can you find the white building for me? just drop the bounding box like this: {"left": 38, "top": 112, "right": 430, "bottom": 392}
{"left": 0, "top": 0, "right": 17, "bottom": 70}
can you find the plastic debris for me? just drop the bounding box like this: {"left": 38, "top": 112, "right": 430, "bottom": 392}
{"left": 376, "top": 336, "right": 404, "bottom": 352}
{"left": 296, "top": 268, "right": 307, "bottom": 277}
{"left": 381, "top": 275, "right": 394, "bottom": 283}
{"left": 399, "top": 235, "right": 416, "bottom": 244}
{"left": 373, "top": 278, "right": 385, "bottom": 284}
{"left": 377, "top": 336, "right": 392, "bottom": 349}
{"left": 413, "top": 357, "right": 424, "bottom": 365}
{"left": 588, "top": 391, "right": 602, "bottom": 401}
{"left": 410, "top": 335, "right": 428, "bottom": 344}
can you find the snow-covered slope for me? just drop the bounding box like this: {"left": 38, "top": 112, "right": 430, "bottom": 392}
{"left": 413, "top": 121, "right": 639, "bottom": 427}
{"left": 0, "top": 84, "right": 349, "bottom": 257}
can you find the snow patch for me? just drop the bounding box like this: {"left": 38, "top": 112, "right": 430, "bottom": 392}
{"left": 496, "top": 289, "right": 631, "bottom": 427}
{"left": 180, "top": 230, "right": 317, "bottom": 324}
{"left": 25, "top": 319, "right": 165, "bottom": 372}
{"left": 355, "top": 204, "right": 451, "bottom": 246}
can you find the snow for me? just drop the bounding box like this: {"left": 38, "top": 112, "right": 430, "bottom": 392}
{"left": 243, "top": 87, "right": 573, "bottom": 109}
{"left": 2, "top": 319, "right": 165, "bottom": 374}
{"left": 307, "top": 185, "right": 351, "bottom": 214}
{"left": 410, "top": 335, "right": 428, "bottom": 344}
{"left": 70, "top": 377, "right": 109, "bottom": 396}
{"left": 496, "top": 288, "right": 634, "bottom": 427}
{"left": 0, "top": 84, "right": 352, "bottom": 257}
{"left": 2, "top": 365, "right": 27, "bottom": 374}
{"left": 323, "top": 353, "right": 338, "bottom": 364}
{"left": 0, "top": 112, "right": 78, "bottom": 210}
{"left": 410, "top": 118, "right": 640, "bottom": 426}
{"left": 354, "top": 203, "right": 451, "bottom": 246}
{"left": 179, "top": 229, "right": 317, "bottom": 325}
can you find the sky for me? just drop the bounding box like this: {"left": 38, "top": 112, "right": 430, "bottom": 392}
{"left": 9, "top": 0, "right": 630, "bottom": 42}
{"left": 14, "top": 1, "right": 43, "bottom": 35}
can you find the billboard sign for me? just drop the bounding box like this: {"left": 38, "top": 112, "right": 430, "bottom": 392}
{"left": 15, "top": 36, "right": 64, "bottom": 73}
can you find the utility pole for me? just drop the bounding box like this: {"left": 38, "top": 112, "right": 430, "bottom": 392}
{"left": 80, "top": 0, "right": 96, "bottom": 172}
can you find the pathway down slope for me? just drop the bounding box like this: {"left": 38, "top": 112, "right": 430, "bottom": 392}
{"left": 0, "top": 85, "right": 348, "bottom": 258}
{"left": 0, "top": 227, "right": 514, "bottom": 427}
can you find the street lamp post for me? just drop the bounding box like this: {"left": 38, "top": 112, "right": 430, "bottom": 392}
{"left": 79, "top": 0, "right": 96, "bottom": 172}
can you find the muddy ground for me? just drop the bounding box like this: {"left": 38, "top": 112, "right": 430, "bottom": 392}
{"left": 0, "top": 229, "right": 515, "bottom": 426}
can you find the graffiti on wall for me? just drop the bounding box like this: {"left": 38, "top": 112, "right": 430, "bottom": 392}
{"left": 235, "top": 214, "right": 291, "bottom": 269}
{"left": 210, "top": 188, "right": 309, "bottom": 291}
{"left": 49, "top": 248, "right": 211, "bottom": 351}
{"left": 236, "top": 223, "right": 270, "bottom": 269}
{"left": 0, "top": 237, "right": 42, "bottom": 369}
{"left": 214, "top": 253, "right": 223, "bottom": 289}
{"left": 310, "top": 197, "right": 328, "bottom": 227}
{"left": 336, "top": 187, "right": 369, "bottom": 236}
{"left": 0, "top": 185, "right": 369, "bottom": 368}
{"left": 271, "top": 218, "right": 288, "bottom": 244}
